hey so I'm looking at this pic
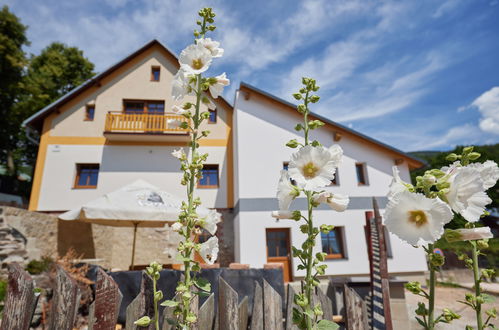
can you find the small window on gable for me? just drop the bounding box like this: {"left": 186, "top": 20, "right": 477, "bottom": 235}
{"left": 321, "top": 227, "right": 346, "bottom": 259}
{"left": 74, "top": 164, "right": 99, "bottom": 189}
{"left": 85, "top": 105, "right": 95, "bottom": 121}
{"left": 198, "top": 164, "right": 219, "bottom": 188}
{"left": 151, "top": 66, "right": 160, "bottom": 81}
{"left": 208, "top": 109, "right": 217, "bottom": 123}
{"left": 355, "top": 162, "right": 369, "bottom": 185}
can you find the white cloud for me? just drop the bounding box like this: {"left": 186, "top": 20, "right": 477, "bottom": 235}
{"left": 471, "top": 86, "right": 499, "bottom": 135}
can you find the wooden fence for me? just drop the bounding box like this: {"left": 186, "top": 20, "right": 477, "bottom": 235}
{"left": 0, "top": 263, "right": 373, "bottom": 330}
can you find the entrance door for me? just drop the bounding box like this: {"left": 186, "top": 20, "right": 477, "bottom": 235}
{"left": 266, "top": 228, "right": 293, "bottom": 282}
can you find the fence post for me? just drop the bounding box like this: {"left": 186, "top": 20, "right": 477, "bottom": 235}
{"left": 88, "top": 268, "right": 123, "bottom": 330}
{"left": 263, "top": 279, "right": 283, "bottom": 330}
{"left": 198, "top": 293, "right": 215, "bottom": 330}
{"left": 126, "top": 271, "right": 154, "bottom": 330}
{"left": 285, "top": 284, "right": 299, "bottom": 330}
{"left": 344, "top": 285, "right": 369, "bottom": 330}
{"left": 250, "top": 281, "right": 263, "bottom": 330}
{"left": 47, "top": 265, "right": 81, "bottom": 330}
{"left": 0, "top": 263, "right": 38, "bottom": 330}
{"left": 218, "top": 277, "right": 239, "bottom": 330}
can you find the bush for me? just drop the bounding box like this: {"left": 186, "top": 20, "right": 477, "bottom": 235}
{"left": 25, "top": 256, "right": 54, "bottom": 275}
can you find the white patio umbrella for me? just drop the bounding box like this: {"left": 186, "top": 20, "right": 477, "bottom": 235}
{"left": 59, "top": 179, "right": 211, "bottom": 269}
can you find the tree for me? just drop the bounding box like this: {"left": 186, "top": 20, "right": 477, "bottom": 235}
{"left": 0, "top": 5, "right": 29, "bottom": 176}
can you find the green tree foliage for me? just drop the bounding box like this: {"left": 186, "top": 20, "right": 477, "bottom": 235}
{"left": 0, "top": 5, "right": 29, "bottom": 175}
{"left": 410, "top": 144, "right": 499, "bottom": 209}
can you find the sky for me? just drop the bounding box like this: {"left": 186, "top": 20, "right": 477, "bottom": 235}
{"left": 3, "top": 0, "right": 499, "bottom": 152}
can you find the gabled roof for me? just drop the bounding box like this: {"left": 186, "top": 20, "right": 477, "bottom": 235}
{"left": 22, "top": 39, "right": 232, "bottom": 131}
{"left": 239, "top": 82, "right": 425, "bottom": 169}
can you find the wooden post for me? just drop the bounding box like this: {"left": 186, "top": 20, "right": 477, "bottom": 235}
{"left": 88, "top": 268, "right": 123, "bottom": 330}
{"left": 238, "top": 296, "right": 248, "bottom": 330}
{"left": 250, "top": 281, "right": 263, "bottom": 330}
{"left": 126, "top": 271, "right": 155, "bottom": 330}
{"left": 317, "top": 287, "right": 333, "bottom": 322}
{"left": 131, "top": 222, "right": 139, "bottom": 269}
{"left": 218, "top": 277, "right": 239, "bottom": 330}
{"left": 263, "top": 279, "right": 283, "bottom": 330}
{"left": 198, "top": 293, "right": 215, "bottom": 330}
{"left": 285, "top": 285, "right": 299, "bottom": 330}
{"left": 344, "top": 285, "right": 369, "bottom": 330}
{"left": 0, "top": 263, "right": 38, "bottom": 330}
{"left": 47, "top": 265, "right": 81, "bottom": 330}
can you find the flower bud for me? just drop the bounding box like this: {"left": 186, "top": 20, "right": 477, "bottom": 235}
{"left": 286, "top": 139, "right": 299, "bottom": 148}
{"left": 134, "top": 316, "right": 152, "bottom": 327}
{"left": 463, "top": 146, "right": 474, "bottom": 154}
{"left": 468, "top": 152, "right": 481, "bottom": 160}
{"left": 309, "top": 95, "right": 320, "bottom": 103}
{"left": 446, "top": 153, "right": 458, "bottom": 161}
{"left": 293, "top": 93, "right": 302, "bottom": 100}
{"left": 405, "top": 281, "right": 422, "bottom": 295}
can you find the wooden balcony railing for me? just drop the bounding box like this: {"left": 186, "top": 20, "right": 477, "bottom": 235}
{"left": 104, "top": 112, "right": 189, "bottom": 134}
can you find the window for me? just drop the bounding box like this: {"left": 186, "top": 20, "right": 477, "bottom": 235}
{"left": 151, "top": 66, "right": 160, "bottom": 81}
{"left": 266, "top": 229, "right": 290, "bottom": 257}
{"left": 321, "top": 227, "right": 346, "bottom": 259}
{"left": 85, "top": 105, "right": 95, "bottom": 121}
{"left": 355, "top": 162, "right": 369, "bottom": 185}
{"left": 330, "top": 169, "right": 339, "bottom": 186}
{"left": 198, "top": 165, "right": 219, "bottom": 188}
{"left": 74, "top": 164, "right": 99, "bottom": 189}
{"left": 123, "top": 100, "right": 165, "bottom": 114}
{"left": 208, "top": 109, "right": 217, "bottom": 123}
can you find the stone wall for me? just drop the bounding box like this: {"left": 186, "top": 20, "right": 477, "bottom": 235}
{"left": 0, "top": 206, "right": 235, "bottom": 271}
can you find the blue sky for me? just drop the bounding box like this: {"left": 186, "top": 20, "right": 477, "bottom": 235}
{"left": 4, "top": 0, "right": 499, "bottom": 151}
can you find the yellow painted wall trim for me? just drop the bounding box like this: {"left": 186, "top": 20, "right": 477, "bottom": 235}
{"left": 45, "top": 136, "right": 228, "bottom": 147}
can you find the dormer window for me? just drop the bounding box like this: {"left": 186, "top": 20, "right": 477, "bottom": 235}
{"left": 151, "top": 66, "right": 160, "bottom": 81}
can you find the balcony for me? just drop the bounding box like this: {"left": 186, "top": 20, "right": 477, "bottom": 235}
{"left": 104, "top": 112, "right": 190, "bottom": 142}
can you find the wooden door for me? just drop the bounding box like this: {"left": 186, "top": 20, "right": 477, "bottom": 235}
{"left": 266, "top": 228, "right": 293, "bottom": 282}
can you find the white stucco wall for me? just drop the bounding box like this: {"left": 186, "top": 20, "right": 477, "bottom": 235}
{"left": 38, "top": 144, "right": 229, "bottom": 210}
{"left": 233, "top": 90, "right": 427, "bottom": 277}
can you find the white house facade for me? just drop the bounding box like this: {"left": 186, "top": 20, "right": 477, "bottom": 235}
{"left": 24, "top": 40, "right": 427, "bottom": 277}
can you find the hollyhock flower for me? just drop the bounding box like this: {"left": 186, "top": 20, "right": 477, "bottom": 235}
{"left": 197, "top": 38, "right": 224, "bottom": 58}
{"left": 209, "top": 73, "right": 230, "bottom": 99}
{"left": 467, "top": 160, "right": 499, "bottom": 190}
{"left": 388, "top": 166, "right": 411, "bottom": 199}
{"left": 277, "top": 170, "right": 299, "bottom": 210}
{"left": 384, "top": 191, "right": 453, "bottom": 246}
{"left": 203, "top": 97, "right": 216, "bottom": 110}
{"left": 172, "top": 105, "right": 190, "bottom": 116}
{"left": 199, "top": 236, "right": 219, "bottom": 264}
{"left": 201, "top": 209, "right": 221, "bottom": 235}
{"left": 171, "top": 222, "right": 182, "bottom": 232}
{"left": 172, "top": 148, "right": 186, "bottom": 160}
{"left": 288, "top": 145, "right": 342, "bottom": 190}
{"left": 445, "top": 227, "right": 493, "bottom": 242}
{"left": 167, "top": 119, "right": 183, "bottom": 129}
{"left": 445, "top": 167, "right": 491, "bottom": 222}
{"left": 313, "top": 192, "right": 349, "bottom": 212}
{"left": 271, "top": 210, "right": 295, "bottom": 219}
{"left": 171, "top": 69, "right": 193, "bottom": 101}
{"left": 179, "top": 43, "right": 212, "bottom": 74}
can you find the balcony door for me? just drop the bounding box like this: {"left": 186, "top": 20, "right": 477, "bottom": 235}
{"left": 266, "top": 228, "right": 293, "bottom": 282}
{"left": 123, "top": 100, "right": 165, "bottom": 132}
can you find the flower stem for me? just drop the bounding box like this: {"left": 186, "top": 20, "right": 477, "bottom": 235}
{"left": 428, "top": 243, "right": 435, "bottom": 330}
{"left": 303, "top": 191, "right": 314, "bottom": 330}
{"left": 153, "top": 276, "right": 159, "bottom": 330}
{"left": 471, "top": 241, "right": 483, "bottom": 330}
{"left": 303, "top": 90, "right": 310, "bottom": 146}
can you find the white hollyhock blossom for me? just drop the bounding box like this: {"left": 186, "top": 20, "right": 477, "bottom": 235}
{"left": 199, "top": 236, "right": 219, "bottom": 265}
{"left": 467, "top": 160, "right": 499, "bottom": 190}
{"left": 179, "top": 43, "right": 212, "bottom": 74}
{"left": 450, "top": 227, "right": 493, "bottom": 242}
{"left": 313, "top": 192, "right": 349, "bottom": 212}
{"left": 201, "top": 209, "right": 221, "bottom": 235}
{"left": 171, "top": 222, "right": 182, "bottom": 232}
{"left": 209, "top": 73, "right": 230, "bottom": 99}
{"left": 445, "top": 167, "right": 491, "bottom": 222}
{"left": 384, "top": 191, "right": 453, "bottom": 246}
{"left": 389, "top": 166, "right": 410, "bottom": 199}
{"left": 172, "top": 148, "right": 185, "bottom": 160}
{"left": 288, "top": 145, "right": 342, "bottom": 190}
{"left": 172, "top": 105, "right": 190, "bottom": 116}
{"left": 197, "top": 38, "right": 224, "bottom": 58}
{"left": 203, "top": 97, "right": 216, "bottom": 110}
{"left": 167, "top": 119, "right": 183, "bottom": 129}
{"left": 171, "top": 69, "right": 193, "bottom": 101}
{"left": 271, "top": 210, "right": 295, "bottom": 219}
{"left": 277, "top": 170, "right": 299, "bottom": 210}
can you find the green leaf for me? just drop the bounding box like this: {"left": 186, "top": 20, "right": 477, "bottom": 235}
{"left": 194, "top": 277, "right": 211, "bottom": 292}
{"left": 194, "top": 290, "right": 211, "bottom": 298}
{"left": 482, "top": 293, "right": 495, "bottom": 303}
{"left": 317, "top": 319, "right": 339, "bottom": 330}
{"left": 160, "top": 299, "right": 179, "bottom": 307}
{"left": 415, "top": 317, "right": 426, "bottom": 328}
{"left": 134, "top": 316, "right": 151, "bottom": 327}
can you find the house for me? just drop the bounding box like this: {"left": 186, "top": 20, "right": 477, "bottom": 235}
{"left": 23, "top": 39, "right": 427, "bottom": 277}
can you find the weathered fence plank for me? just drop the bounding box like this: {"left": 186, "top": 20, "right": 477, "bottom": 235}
{"left": 285, "top": 285, "right": 299, "bottom": 330}
{"left": 47, "top": 265, "right": 81, "bottom": 330}
{"left": 263, "top": 279, "right": 283, "bottom": 330}
{"left": 88, "top": 268, "right": 123, "bottom": 330}
{"left": 219, "top": 277, "right": 239, "bottom": 330}
{"left": 344, "top": 285, "right": 368, "bottom": 330}
{"left": 126, "top": 272, "right": 154, "bottom": 330}
{"left": 317, "top": 287, "right": 333, "bottom": 322}
{"left": 0, "top": 263, "right": 38, "bottom": 330}
{"left": 250, "top": 281, "right": 263, "bottom": 330}
{"left": 238, "top": 296, "right": 248, "bottom": 330}
{"left": 198, "top": 293, "right": 215, "bottom": 330}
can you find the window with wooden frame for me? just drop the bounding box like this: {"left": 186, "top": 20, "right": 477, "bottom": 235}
{"left": 330, "top": 168, "right": 339, "bottom": 186}
{"left": 151, "top": 66, "right": 160, "bottom": 81}
{"left": 74, "top": 164, "right": 100, "bottom": 189}
{"left": 85, "top": 105, "right": 95, "bottom": 121}
{"left": 321, "top": 227, "right": 346, "bottom": 259}
{"left": 208, "top": 109, "right": 217, "bottom": 123}
{"left": 355, "top": 162, "right": 369, "bottom": 185}
{"left": 198, "top": 165, "right": 219, "bottom": 188}
{"left": 123, "top": 100, "right": 165, "bottom": 114}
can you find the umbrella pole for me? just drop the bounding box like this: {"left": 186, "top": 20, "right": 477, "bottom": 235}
{"left": 131, "top": 222, "right": 138, "bottom": 269}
